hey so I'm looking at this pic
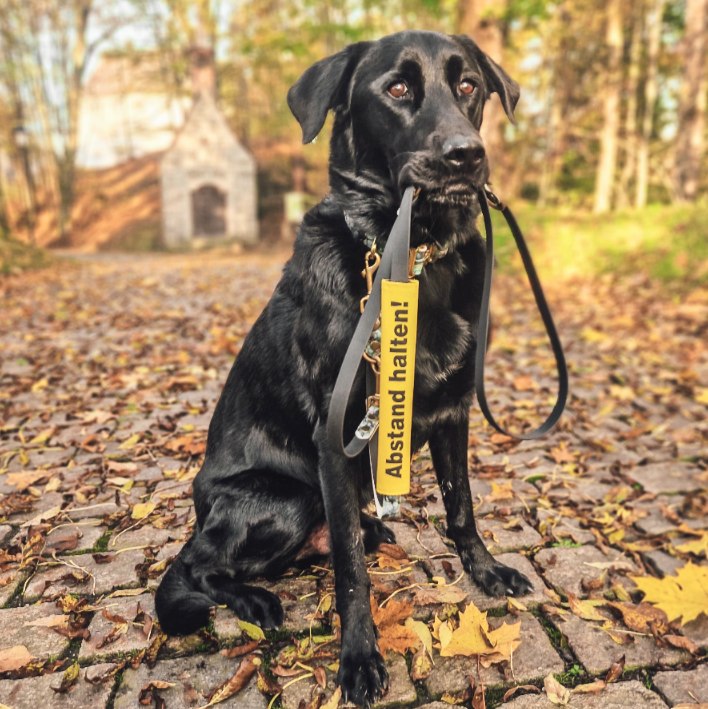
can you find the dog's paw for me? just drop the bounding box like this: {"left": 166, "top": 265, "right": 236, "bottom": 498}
{"left": 338, "top": 645, "right": 388, "bottom": 708}
{"left": 361, "top": 515, "right": 396, "bottom": 554}
{"left": 469, "top": 560, "right": 535, "bottom": 598}
{"left": 229, "top": 586, "right": 284, "bottom": 629}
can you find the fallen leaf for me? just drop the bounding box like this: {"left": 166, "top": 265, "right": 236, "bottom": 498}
{"left": 572, "top": 680, "right": 607, "bottom": 694}
{"left": 25, "top": 615, "right": 69, "bottom": 629}
{"left": 237, "top": 619, "right": 265, "bottom": 642}
{"left": 51, "top": 660, "right": 80, "bottom": 693}
{"left": 0, "top": 645, "right": 33, "bottom": 672}
{"left": 221, "top": 640, "right": 260, "bottom": 658}
{"left": 631, "top": 562, "right": 708, "bottom": 625}
{"left": 605, "top": 655, "right": 625, "bottom": 684}
{"left": 567, "top": 593, "right": 607, "bottom": 622}
{"left": 607, "top": 601, "right": 668, "bottom": 634}
{"left": 203, "top": 654, "right": 260, "bottom": 707}
{"left": 321, "top": 686, "right": 342, "bottom": 709}
{"left": 543, "top": 673, "right": 570, "bottom": 705}
{"left": 663, "top": 634, "right": 699, "bottom": 654}
{"left": 440, "top": 601, "right": 521, "bottom": 662}
{"left": 405, "top": 617, "right": 432, "bottom": 659}
{"left": 503, "top": 685, "right": 540, "bottom": 702}
{"left": 409, "top": 645, "right": 432, "bottom": 680}
{"left": 131, "top": 502, "right": 157, "bottom": 520}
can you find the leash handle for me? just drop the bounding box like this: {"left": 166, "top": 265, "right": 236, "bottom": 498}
{"left": 327, "top": 187, "right": 415, "bottom": 458}
{"left": 475, "top": 188, "right": 569, "bottom": 439}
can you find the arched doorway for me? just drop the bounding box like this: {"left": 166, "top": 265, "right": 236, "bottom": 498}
{"left": 191, "top": 184, "right": 226, "bottom": 237}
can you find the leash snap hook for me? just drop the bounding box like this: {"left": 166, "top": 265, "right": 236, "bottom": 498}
{"left": 483, "top": 184, "right": 504, "bottom": 211}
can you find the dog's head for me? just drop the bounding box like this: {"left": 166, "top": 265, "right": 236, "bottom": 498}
{"left": 288, "top": 31, "right": 519, "bottom": 211}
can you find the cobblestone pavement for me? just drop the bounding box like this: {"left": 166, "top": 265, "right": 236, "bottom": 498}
{"left": 0, "top": 251, "right": 706, "bottom": 708}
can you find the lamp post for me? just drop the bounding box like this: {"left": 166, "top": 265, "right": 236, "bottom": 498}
{"left": 13, "top": 125, "right": 36, "bottom": 246}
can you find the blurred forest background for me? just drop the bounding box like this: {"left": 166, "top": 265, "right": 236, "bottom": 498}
{"left": 0, "top": 0, "right": 707, "bottom": 285}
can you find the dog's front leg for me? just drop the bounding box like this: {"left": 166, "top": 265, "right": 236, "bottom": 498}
{"left": 314, "top": 425, "right": 388, "bottom": 707}
{"left": 429, "top": 410, "right": 534, "bottom": 597}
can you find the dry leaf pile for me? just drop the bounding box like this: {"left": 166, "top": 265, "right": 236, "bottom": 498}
{"left": 0, "top": 255, "right": 706, "bottom": 706}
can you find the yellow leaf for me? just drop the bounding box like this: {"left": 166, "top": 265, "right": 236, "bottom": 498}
{"left": 485, "top": 481, "right": 515, "bottom": 503}
{"left": 440, "top": 602, "right": 521, "bottom": 660}
{"left": 31, "top": 378, "right": 48, "bottom": 393}
{"left": 405, "top": 617, "right": 433, "bottom": 659}
{"left": 321, "top": 686, "right": 342, "bottom": 709}
{"left": 237, "top": 619, "right": 265, "bottom": 641}
{"left": 131, "top": 502, "right": 157, "bottom": 520}
{"left": 676, "top": 534, "right": 708, "bottom": 557}
{"left": 119, "top": 434, "right": 141, "bottom": 449}
{"left": 29, "top": 426, "right": 56, "bottom": 445}
{"left": 632, "top": 562, "right": 708, "bottom": 625}
{"left": 695, "top": 388, "right": 708, "bottom": 405}
{"left": 544, "top": 672, "right": 570, "bottom": 705}
{"left": 567, "top": 593, "right": 607, "bottom": 622}
{"left": 581, "top": 328, "right": 608, "bottom": 343}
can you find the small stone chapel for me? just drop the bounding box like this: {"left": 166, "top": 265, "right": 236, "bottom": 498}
{"left": 160, "top": 48, "right": 258, "bottom": 248}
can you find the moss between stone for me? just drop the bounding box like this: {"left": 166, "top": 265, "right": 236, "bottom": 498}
{"left": 92, "top": 531, "right": 112, "bottom": 553}
{"left": 104, "top": 668, "right": 125, "bottom": 709}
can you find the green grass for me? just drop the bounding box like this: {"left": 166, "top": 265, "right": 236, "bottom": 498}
{"left": 0, "top": 237, "right": 51, "bottom": 275}
{"left": 489, "top": 202, "right": 708, "bottom": 287}
{"left": 551, "top": 540, "right": 583, "bottom": 548}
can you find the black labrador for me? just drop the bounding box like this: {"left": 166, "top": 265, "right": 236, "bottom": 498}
{"left": 156, "top": 29, "right": 534, "bottom": 707}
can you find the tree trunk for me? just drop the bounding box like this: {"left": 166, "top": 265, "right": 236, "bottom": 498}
{"left": 457, "top": 0, "right": 507, "bottom": 178}
{"left": 594, "top": 0, "right": 623, "bottom": 213}
{"left": 617, "top": 0, "right": 643, "bottom": 209}
{"left": 674, "top": 0, "right": 708, "bottom": 202}
{"left": 636, "top": 0, "right": 664, "bottom": 207}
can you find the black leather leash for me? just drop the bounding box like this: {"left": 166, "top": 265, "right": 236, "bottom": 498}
{"left": 327, "top": 185, "right": 568, "bottom": 458}
{"left": 476, "top": 187, "right": 568, "bottom": 439}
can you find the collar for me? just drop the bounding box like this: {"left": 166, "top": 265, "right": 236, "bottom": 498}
{"left": 343, "top": 211, "right": 448, "bottom": 271}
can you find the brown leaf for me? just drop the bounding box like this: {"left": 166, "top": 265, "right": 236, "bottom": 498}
{"left": 50, "top": 661, "right": 80, "bottom": 693}
{"left": 257, "top": 670, "right": 282, "bottom": 695}
{"left": 146, "top": 629, "right": 167, "bottom": 669}
{"left": 607, "top": 601, "right": 668, "bottom": 634}
{"left": 203, "top": 654, "right": 260, "bottom": 707}
{"left": 313, "top": 666, "right": 327, "bottom": 689}
{"left": 138, "top": 680, "right": 175, "bottom": 705}
{"left": 92, "top": 553, "right": 116, "bottom": 564}
{"left": 0, "top": 645, "right": 33, "bottom": 672}
{"left": 441, "top": 560, "right": 456, "bottom": 579}
{"left": 221, "top": 640, "right": 260, "bottom": 658}
{"left": 471, "top": 682, "right": 486, "bottom": 709}
{"left": 503, "top": 685, "right": 541, "bottom": 702}
{"left": 572, "top": 680, "right": 607, "bottom": 694}
{"left": 409, "top": 646, "right": 432, "bottom": 681}
{"left": 663, "top": 634, "right": 699, "bottom": 654}
{"left": 605, "top": 655, "right": 625, "bottom": 684}
{"left": 376, "top": 543, "right": 408, "bottom": 561}
{"left": 47, "top": 533, "right": 79, "bottom": 553}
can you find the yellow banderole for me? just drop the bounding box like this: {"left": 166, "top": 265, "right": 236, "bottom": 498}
{"left": 376, "top": 279, "right": 419, "bottom": 496}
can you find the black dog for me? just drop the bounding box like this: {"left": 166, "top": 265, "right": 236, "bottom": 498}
{"left": 156, "top": 30, "right": 534, "bottom": 707}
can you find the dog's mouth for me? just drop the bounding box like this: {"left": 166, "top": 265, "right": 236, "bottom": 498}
{"left": 418, "top": 180, "right": 477, "bottom": 204}
{"left": 396, "top": 153, "right": 486, "bottom": 205}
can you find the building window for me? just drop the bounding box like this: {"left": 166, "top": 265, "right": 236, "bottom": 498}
{"left": 192, "top": 184, "right": 226, "bottom": 237}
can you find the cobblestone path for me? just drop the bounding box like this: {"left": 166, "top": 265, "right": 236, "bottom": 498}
{"left": 0, "top": 251, "right": 706, "bottom": 708}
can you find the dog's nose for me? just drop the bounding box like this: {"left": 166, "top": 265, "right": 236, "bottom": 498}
{"left": 442, "top": 135, "right": 485, "bottom": 170}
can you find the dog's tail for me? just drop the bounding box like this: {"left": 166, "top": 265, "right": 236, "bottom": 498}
{"left": 155, "top": 541, "right": 215, "bottom": 636}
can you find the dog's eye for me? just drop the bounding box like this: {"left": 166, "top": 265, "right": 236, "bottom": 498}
{"left": 388, "top": 82, "right": 409, "bottom": 99}
{"left": 458, "top": 80, "right": 475, "bottom": 96}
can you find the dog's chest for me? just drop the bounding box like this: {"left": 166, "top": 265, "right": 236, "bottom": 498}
{"left": 413, "top": 265, "right": 477, "bottom": 388}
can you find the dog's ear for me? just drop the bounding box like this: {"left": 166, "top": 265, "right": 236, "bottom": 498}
{"left": 453, "top": 35, "right": 520, "bottom": 124}
{"left": 288, "top": 43, "right": 367, "bottom": 144}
